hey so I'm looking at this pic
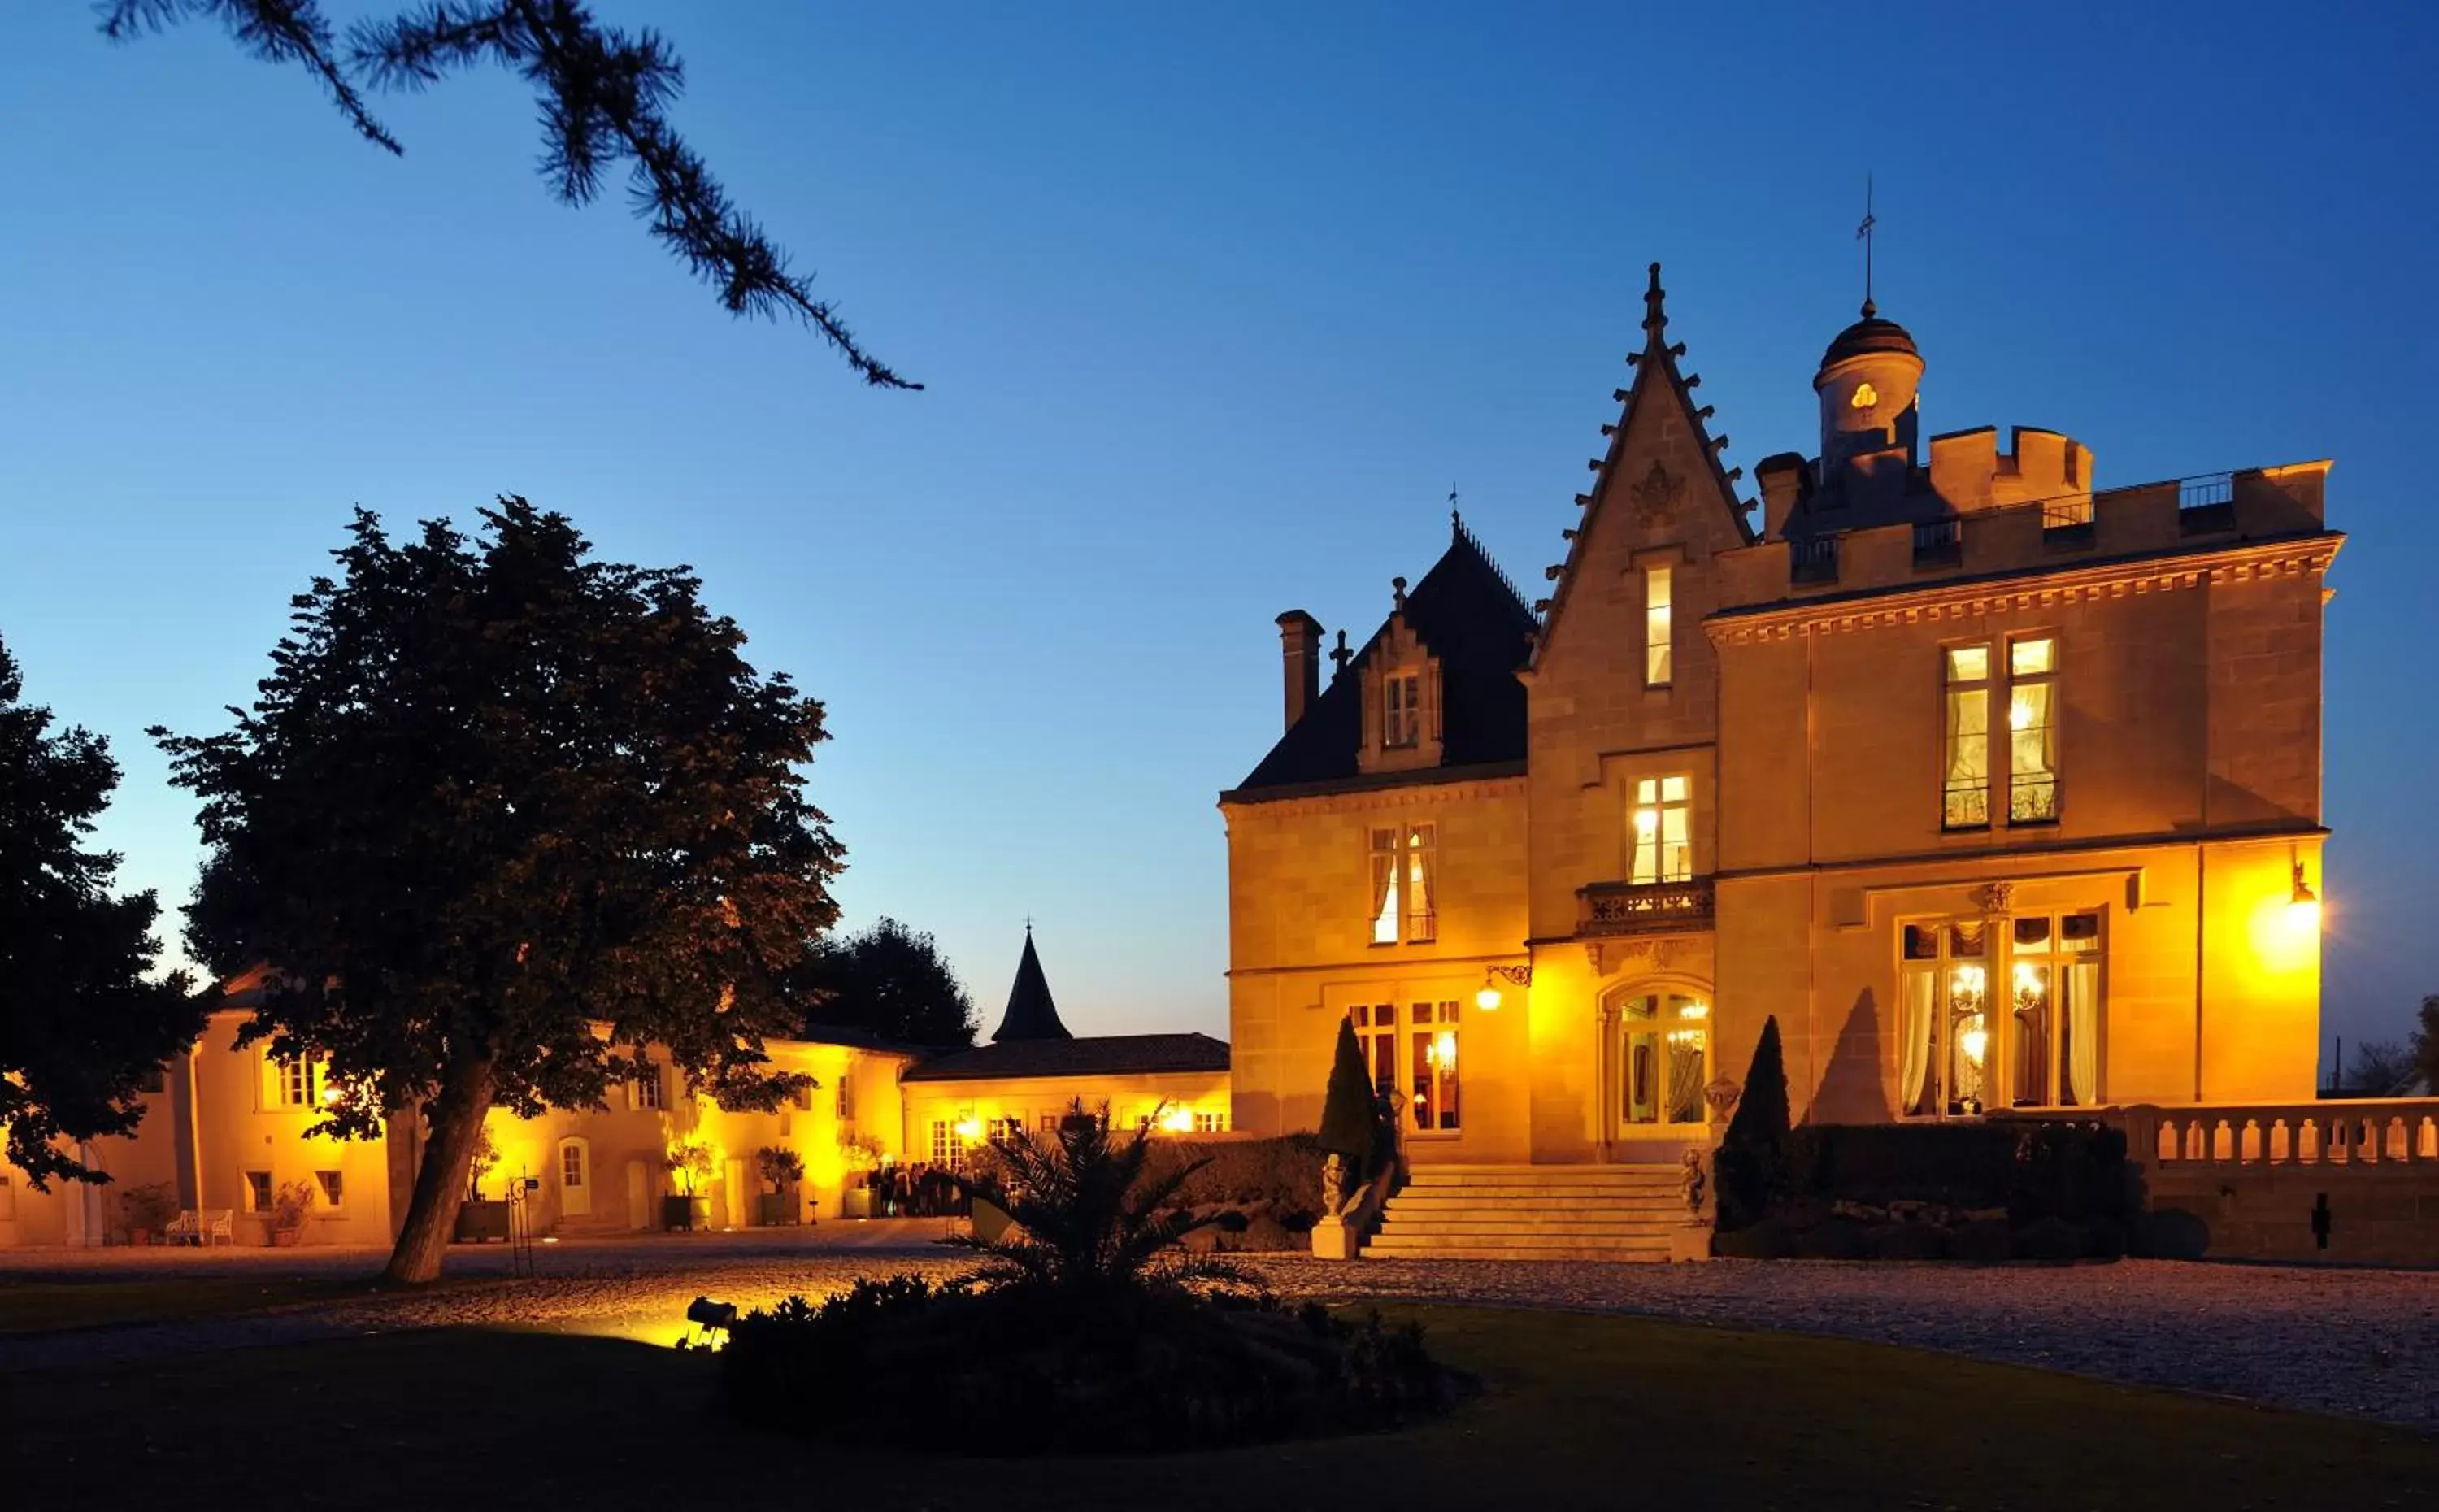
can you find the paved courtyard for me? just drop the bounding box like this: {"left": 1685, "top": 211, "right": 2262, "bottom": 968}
{"left": 2, "top": 1226, "right": 2431, "bottom": 1430}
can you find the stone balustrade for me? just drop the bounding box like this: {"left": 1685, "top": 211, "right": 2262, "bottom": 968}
{"left": 2122, "top": 1099, "right": 2439, "bottom": 1169}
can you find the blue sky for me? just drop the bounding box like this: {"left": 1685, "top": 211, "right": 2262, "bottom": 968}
{"left": 2, "top": 3, "right": 2432, "bottom": 1057}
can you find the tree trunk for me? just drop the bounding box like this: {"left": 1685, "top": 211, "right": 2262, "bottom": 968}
{"left": 381, "top": 1049, "right": 498, "bottom": 1285}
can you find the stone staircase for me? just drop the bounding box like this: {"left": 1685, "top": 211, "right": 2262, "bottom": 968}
{"left": 1363, "top": 1163, "right": 1687, "bottom": 1262}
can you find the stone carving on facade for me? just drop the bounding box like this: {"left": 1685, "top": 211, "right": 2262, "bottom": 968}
{"left": 1702, "top": 1075, "right": 1743, "bottom": 1127}
{"left": 1972, "top": 881, "right": 2015, "bottom": 915}
{"left": 1632, "top": 458, "right": 1684, "bottom": 528}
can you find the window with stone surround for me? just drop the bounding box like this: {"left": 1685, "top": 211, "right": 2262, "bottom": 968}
{"left": 1644, "top": 564, "right": 1673, "bottom": 687}
{"left": 2009, "top": 910, "right": 2102, "bottom": 1106}
{"left": 1382, "top": 671, "right": 1422, "bottom": 749}
{"left": 1352, "top": 1000, "right": 1459, "bottom": 1134}
{"left": 1942, "top": 645, "right": 1992, "bottom": 830}
{"left": 2007, "top": 637, "right": 2059, "bottom": 823}
{"left": 1367, "top": 823, "right": 1437, "bottom": 944}
{"left": 1900, "top": 920, "right": 1990, "bottom": 1117}
{"left": 1629, "top": 776, "right": 1692, "bottom": 884}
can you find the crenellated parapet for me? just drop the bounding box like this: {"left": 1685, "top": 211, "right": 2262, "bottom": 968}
{"left": 1927, "top": 425, "right": 2097, "bottom": 514}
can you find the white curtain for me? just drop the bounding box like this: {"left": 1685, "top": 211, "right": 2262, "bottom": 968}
{"left": 2066, "top": 960, "right": 2102, "bottom": 1105}
{"left": 1368, "top": 841, "right": 1397, "bottom": 943}
{"left": 1404, "top": 828, "right": 1433, "bottom": 935}
{"left": 1899, "top": 971, "right": 1933, "bottom": 1115}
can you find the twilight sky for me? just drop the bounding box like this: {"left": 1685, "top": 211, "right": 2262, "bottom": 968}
{"left": 2, "top": 2, "right": 2432, "bottom": 1058}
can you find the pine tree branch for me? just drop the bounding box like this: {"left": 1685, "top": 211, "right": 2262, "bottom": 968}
{"left": 100, "top": 0, "right": 918, "bottom": 389}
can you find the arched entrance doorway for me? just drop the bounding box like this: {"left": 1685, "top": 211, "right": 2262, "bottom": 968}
{"left": 1599, "top": 980, "right": 1712, "bottom": 1158}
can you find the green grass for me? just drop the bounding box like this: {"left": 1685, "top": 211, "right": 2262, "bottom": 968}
{"left": 0, "top": 1277, "right": 376, "bottom": 1335}
{"left": 5, "top": 1306, "right": 2428, "bottom": 1510}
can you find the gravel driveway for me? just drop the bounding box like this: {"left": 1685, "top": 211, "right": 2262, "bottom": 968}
{"left": 4, "top": 1231, "right": 2431, "bottom": 1430}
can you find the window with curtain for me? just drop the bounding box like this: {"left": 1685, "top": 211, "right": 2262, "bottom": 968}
{"left": 1407, "top": 1000, "right": 1461, "bottom": 1132}
{"left": 1367, "top": 824, "right": 1435, "bottom": 942}
{"left": 1619, "top": 993, "right": 1709, "bottom": 1127}
{"left": 1644, "top": 564, "right": 1673, "bottom": 686}
{"left": 2008, "top": 637, "right": 2059, "bottom": 823}
{"left": 1943, "top": 645, "right": 1991, "bottom": 829}
{"left": 1900, "top": 921, "right": 1989, "bottom": 1116}
{"left": 1403, "top": 824, "right": 1436, "bottom": 941}
{"left": 1629, "top": 776, "right": 1692, "bottom": 884}
{"left": 2011, "top": 910, "right": 2102, "bottom": 1106}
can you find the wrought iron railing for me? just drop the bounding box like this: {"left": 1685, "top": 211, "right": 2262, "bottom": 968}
{"left": 1789, "top": 537, "right": 1839, "bottom": 584}
{"left": 1579, "top": 877, "right": 1715, "bottom": 936}
{"left": 1911, "top": 519, "right": 1962, "bottom": 567}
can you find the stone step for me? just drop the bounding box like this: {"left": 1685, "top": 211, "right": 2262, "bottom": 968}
{"left": 1363, "top": 1245, "right": 1672, "bottom": 1262}
{"left": 1389, "top": 1189, "right": 1684, "bottom": 1206}
{"left": 1379, "top": 1223, "right": 1677, "bottom": 1241}
{"left": 1409, "top": 1164, "right": 1683, "bottom": 1180}
{"left": 1367, "top": 1234, "right": 1672, "bottom": 1257}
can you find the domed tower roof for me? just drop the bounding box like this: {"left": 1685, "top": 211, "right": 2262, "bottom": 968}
{"left": 1816, "top": 302, "right": 1919, "bottom": 378}
{"left": 991, "top": 926, "right": 1072, "bottom": 1042}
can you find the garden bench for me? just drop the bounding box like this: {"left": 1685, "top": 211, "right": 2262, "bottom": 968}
{"left": 163, "top": 1209, "right": 236, "bottom": 1246}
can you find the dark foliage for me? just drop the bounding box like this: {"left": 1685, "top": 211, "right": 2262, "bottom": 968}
{"left": 789, "top": 916, "right": 975, "bottom": 1048}
{"left": 2341, "top": 1037, "right": 2420, "bottom": 1097}
{"left": 153, "top": 502, "right": 839, "bottom": 1281}
{"left": 1316, "top": 1013, "right": 1379, "bottom": 1167}
{"left": 1142, "top": 1133, "right": 1325, "bottom": 1229}
{"left": 2415, "top": 997, "right": 2439, "bottom": 1098}
{"left": 0, "top": 633, "right": 202, "bottom": 1186}
{"left": 1713, "top": 1014, "right": 1789, "bottom": 1231}
{"left": 99, "top": 0, "right": 915, "bottom": 388}
{"left": 718, "top": 1277, "right": 1461, "bottom": 1456}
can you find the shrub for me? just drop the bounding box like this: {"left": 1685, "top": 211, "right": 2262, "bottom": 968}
{"left": 1714, "top": 1015, "right": 1789, "bottom": 1231}
{"left": 117, "top": 1181, "right": 179, "bottom": 1236}
{"left": 1142, "top": 1134, "right": 1324, "bottom": 1228}
{"left": 718, "top": 1280, "right": 1461, "bottom": 1454}
{"left": 755, "top": 1145, "right": 805, "bottom": 1188}
{"left": 1711, "top": 1217, "right": 1794, "bottom": 1259}
{"left": 1316, "top": 1015, "right": 1384, "bottom": 1175}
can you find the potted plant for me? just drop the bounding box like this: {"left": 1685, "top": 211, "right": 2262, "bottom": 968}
{"left": 454, "top": 1126, "right": 513, "bottom": 1242}
{"left": 756, "top": 1145, "right": 805, "bottom": 1226}
{"left": 119, "top": 1182, "right": 178, "bottom": 1247}
{"left": 663, "top": 1136, "right": 717, "bottom": 1231}
{"left": 837, "top": 1128, "right": 884, "bottom": 1219}
{"left": 268, "top": 1180, "right": 316, "bottom": 1246}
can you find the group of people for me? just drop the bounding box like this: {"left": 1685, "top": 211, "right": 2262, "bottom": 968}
{"left": 864, "top": 1160, "right": 967, "bottom": 1219}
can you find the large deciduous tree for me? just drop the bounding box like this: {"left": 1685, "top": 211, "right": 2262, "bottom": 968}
{"left": 155, "top": 501, "right": 841, "bottom": 1283}
{"left": 793, "top": 917, "right": 976, "bottom": 1049}
{"left": 101, "top": 0, "right": 916, "bottom": 389}
{"left": 0, "top": 634, "right": 202, "bottom": 1185}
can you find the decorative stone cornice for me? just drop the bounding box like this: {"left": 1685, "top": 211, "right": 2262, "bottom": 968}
{"left": 1216, "top": 771, "right": 1525, "bottom": 819}
{"left": 1705, "top": 537, "right": 2342, "bottom": 645}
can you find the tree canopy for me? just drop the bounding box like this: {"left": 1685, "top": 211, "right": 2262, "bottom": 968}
{"left": 0, "top": 633, "right": 201, "bottom": 1186}
{"left": 793, "top": 917, "right": 976, "bottom": 1049}
{"left": 155, "top": 500, "right": 841, "bottom": 1281}
{"left": 101, "top": 0, "right": 916, "bottom": 389}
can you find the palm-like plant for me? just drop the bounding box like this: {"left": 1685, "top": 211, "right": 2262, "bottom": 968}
{"left": 948, "top": 1101, "right": 1253, "bottom": 1297}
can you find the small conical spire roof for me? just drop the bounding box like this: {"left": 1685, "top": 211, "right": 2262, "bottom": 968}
{"left": 992, "top": 926, "right": 1072, "bottom": 1042}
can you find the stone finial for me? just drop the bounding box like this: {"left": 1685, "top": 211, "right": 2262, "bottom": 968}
{"left": 1391, "top": 576, "right": 1407, "bottom": 613}
{"left": 1328, "top": 628, "right": 1352, "bottom": 677}
{"left": 1642, "top": 260, "right": 1667, "bottom": 340}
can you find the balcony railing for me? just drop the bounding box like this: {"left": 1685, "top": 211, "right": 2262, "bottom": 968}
{"left": 1911, "top": 519, "right": 1962, "bottom": 568}
{"left": 1578, "top": 877, "right": 1715, "bottom": 936}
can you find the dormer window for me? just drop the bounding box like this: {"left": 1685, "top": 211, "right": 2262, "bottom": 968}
{"left": 1383, "top": 671, "right": 1422, "bottom": 749}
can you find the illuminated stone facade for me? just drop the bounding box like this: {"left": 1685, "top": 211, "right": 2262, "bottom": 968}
{"left": 1224, "top": 267, "right": 2340, "bottom": 1165}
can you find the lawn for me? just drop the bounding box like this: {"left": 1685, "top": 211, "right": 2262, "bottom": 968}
{"left": 0, "top": 1306, "right": 2428, "bottom": 1510}
{"left": 0, "top": 1276, "right": 374, "bottom": 1335}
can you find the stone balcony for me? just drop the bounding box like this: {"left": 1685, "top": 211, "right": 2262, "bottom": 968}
{"left": 1577, "top": 877, "right": 1715, "bottom": 937}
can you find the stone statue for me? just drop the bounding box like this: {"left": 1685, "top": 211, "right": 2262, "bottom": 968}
{"left": 1679, "top": 1147, "right": 1709, "bottom": 1220}
{"left": 1320, "top": 1152, "right": 1349, "bottom": 1218}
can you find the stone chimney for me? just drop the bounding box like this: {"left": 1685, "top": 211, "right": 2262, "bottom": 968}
{"left": 1756, "top": 452, "right": 1811, "bottom": 540}
{"left": 1276, "top": 610, "right": 1322, "bottom": 731}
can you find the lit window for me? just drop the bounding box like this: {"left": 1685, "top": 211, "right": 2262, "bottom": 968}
{"left": 244, "top": 1171, "right": 273, "bottom": 1212}
{"left": 1619, "top": 994, "right": 1709, "bottom": 1126}
{"left": 1899, "top": 921, "right": 1990, "bottom": 1117}
{"left": 1366, "top": 824, "right": 1437, "bottom": 944}
{"left": 1942, "top": 645, "right": 1991, "bottom": 830}
{"left": 1644, "top": 565, "right": 1673, "bottom": 687}
{"left": 930, "top": 1120, "right": 967, "bottom": 1168}
{"left": 2009, "top": 911, "right": 2102, "bottom": 1107}
{"left": 272, "top": 1056, "right": 318, "bottom": 1108}
{"left": 559, "top": 1144, "right": 584, "bottom": 1189}
{"left": 1353, "top": 1001, "right": 1459, "bottom": 1134}
{"left": 2007, "top": 637, "right": 2059, "bottom": 824}
{"left": 1038, "top": 1112, "right": 1062, "bottom": 1134}
{"left": 631, "top": 1066, "right": 665, "bottom": 1111}
{"left": 1194, "top": 1110, "right": 1226, "bottom": 1134}
{"left": 1629, "top": 776, "right": 1692, "bottom": 884}
{"left": 315, "top": 1170, "right": 345, "bottom": 1208}
{"left": 834, "top": 1073, "right": 854, "bottom": 1123}
{"left": 1383, "top": 671, "right": 1422, "bottom": 749}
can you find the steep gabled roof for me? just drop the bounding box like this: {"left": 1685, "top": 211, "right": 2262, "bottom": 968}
{"left": 1228, "top": 518, "right": 1537, "bottom": 795}
{"left": 901, "top": 1032, "right": 1231, "bottom": 1083}
{"left": 992, "top": 928, "right": 1072, "bottom": 1042}
{"left": 1529, "top": 262, "right": 1754, "bottom": 670}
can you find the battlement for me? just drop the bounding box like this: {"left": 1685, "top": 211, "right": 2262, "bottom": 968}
{"left": 1928, "top": 425, "right": 2096, "bottom": 513}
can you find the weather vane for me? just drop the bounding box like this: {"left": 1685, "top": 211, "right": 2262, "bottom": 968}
{"left": 1856, "top": 172, "right": 1877, "bottom": 318}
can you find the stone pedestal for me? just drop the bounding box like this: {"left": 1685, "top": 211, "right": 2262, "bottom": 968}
{"left": 1309, "top": 1216, "right": 1359, "bottom": 1260}
{"left": 1670, "top": 1224, "right": 1714, "bottom": 1263}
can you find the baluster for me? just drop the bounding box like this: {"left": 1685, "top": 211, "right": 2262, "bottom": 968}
{"left": 2268, "top": 1118, "right": 2292, "bottom": 1164}
{"left": 2299, "top": 1117, "right": 2323, "bottom": 1164}
{"left": 2211, "top": 1119, "right": 2234, "bottom": 1162}
{"left": 2239, "top": 1119, "right": 2263, "bottom": 1164}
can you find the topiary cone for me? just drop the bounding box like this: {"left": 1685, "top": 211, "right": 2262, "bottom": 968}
{"left": 1317, "top": 1014, "right": 1376, "bottom": 1162}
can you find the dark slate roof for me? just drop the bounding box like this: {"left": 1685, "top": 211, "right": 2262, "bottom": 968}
{"left": 1228, "top": 519, "right": 1536, "bottom": 796}
{"left": 900, "top": 1032, "right": 1232, "bottom": 1083}
{"left": 992, "top": 930, "right": 1072, "bottom": 1041}
{"left": 790, "top": 1022, "right": 924, "bottom": 1055}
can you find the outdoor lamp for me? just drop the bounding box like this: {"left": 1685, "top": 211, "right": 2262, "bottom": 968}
{"left": 2288, "top": 859, "right": 2320, "bottom": 927}
{"left": 1476, "top": 963, "right": 1532, "bottom": 1011}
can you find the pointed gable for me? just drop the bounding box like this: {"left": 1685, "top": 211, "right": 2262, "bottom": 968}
{"left": 992, "top": 929, "right": 1072, "bottom": 1042}
{"left": 1530, "top": 263, "right": 1754, "bottom": 673}
{"left": 1228, "top": 518, "right": 1537, "bottom": 796}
